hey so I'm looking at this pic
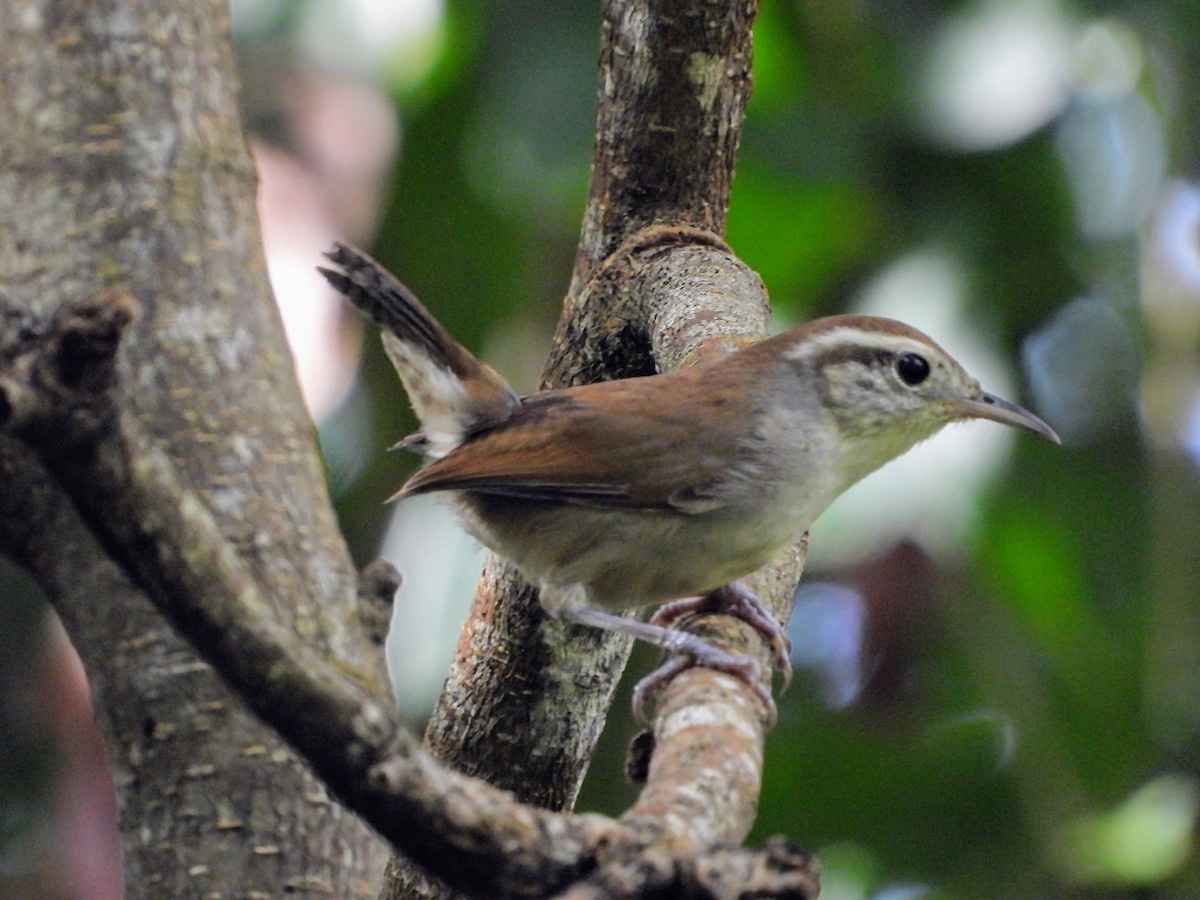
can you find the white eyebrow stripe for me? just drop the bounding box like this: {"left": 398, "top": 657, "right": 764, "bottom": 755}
{"left": 781, "top": 327, "right": 931, "bottom": 364}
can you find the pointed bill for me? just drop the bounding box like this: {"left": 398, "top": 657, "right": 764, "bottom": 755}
{"left": 953, "top": 391, "right": 1061, "bottom": 444}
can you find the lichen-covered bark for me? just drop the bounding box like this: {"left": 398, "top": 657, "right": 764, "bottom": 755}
{"left": 0, "top": 0, "right": 386, "bottom": 893}
{"left": 421, "top": 0, "right": 764, "bottom": 810}
{"left": 397, "top": 1, "right": 803, "bottom": 897}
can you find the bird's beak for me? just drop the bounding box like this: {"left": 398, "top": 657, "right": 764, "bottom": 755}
{"left": 953, "top": 391, "right": 1061, "bottom": 444}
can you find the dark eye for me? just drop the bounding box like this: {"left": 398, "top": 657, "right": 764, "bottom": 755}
{"left": 896, "top": 353, "right": 930, "bottom": 386}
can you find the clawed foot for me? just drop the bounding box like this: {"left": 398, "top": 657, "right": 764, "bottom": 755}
{"left": 634, "top": 582, "right": 792, "bottom": 727}
{"left": 649, "top": 582, "right": 793, "bottom": 687}
{"left": 552, "top": 582, "right": 791, "bottom": 727}
{"left": 632, "top": 647, "right": 775, "bottom": 727}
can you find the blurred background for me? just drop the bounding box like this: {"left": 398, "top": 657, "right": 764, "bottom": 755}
{"left": 4, "top": 0, "right": 1200, "bottom": 897}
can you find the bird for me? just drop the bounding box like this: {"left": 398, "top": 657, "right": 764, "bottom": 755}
{"left": 320, "top": 242, "right": 1059, "bottom": 724}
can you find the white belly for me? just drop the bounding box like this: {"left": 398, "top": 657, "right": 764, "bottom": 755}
{"left": 453, "top": 490, "right": 817, "bottom": 612}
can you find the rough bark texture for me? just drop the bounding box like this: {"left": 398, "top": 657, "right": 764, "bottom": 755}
{"left": 422, "top": 0, "right": 758, "bottom": 811}
{"left": 392, "top": 0, "right": 807, "bottom": 897}
{"left": 421, "top": 0, "right": 764, "bottom": 809}
{"left": 0, "top": 1, "right": 387, "bottom": 894}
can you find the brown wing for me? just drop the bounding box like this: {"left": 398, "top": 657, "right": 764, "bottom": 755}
{"left": 398, "top": 364, "right": 761, "bottom": 513}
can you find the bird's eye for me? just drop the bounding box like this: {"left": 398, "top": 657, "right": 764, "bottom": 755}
{"left": 896, "top": 353, "right": 930, "bottom": 386}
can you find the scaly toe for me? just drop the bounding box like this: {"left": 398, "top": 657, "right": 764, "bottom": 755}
{"left": 631, "top": 648, "right": 776, "bottom": 728}
{"left": 709, "top": 582, "right": 793, "bottom": 689}
{"left": 632, "top": 655, "right": 692, "bottom": 726}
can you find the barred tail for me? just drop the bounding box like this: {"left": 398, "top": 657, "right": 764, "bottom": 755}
{"left": 320, "top": 243, "right": 519, "bottom": 457}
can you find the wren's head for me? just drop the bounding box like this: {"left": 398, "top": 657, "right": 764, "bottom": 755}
{"left": 778, "top": 315, "right": 1058, "bottom": 480}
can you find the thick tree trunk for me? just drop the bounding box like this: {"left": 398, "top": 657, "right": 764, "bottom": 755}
{"left": 0, "top": 1, "right": 387, "bottom": 893}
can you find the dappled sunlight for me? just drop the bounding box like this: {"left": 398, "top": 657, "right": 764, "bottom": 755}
{"left": 1140, "top": 180, "right": 1200, "bottom": 458}
{"left": 1055, "top": 93, "right": 1164, "bottom": 240}
{"left": 789, "top": 581, "right": 867, "bottom": 710}
{"left": 1023, "top": 297, "right": 1138, "bottom": 444}
{"left": 1052, "top": 774, "right": 1199, "bottom": 887}
{"left": 234, "top": 0, "right": 447, "bottom": 86}
{"left": 381, "top": 494, "right": 486, "bottom": 717}
{"left": 1055, "top": 19, "right": 1162, "bottom": 239}
{"left": 916, "top": 0, "right": 1073, "bottom": 151}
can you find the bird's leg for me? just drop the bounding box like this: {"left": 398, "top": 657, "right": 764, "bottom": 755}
{"left": 650, "top": 582, "right": 793, "bottom": 690}
{"left": 547, "top": 594, "right": 773, "bottom": 726}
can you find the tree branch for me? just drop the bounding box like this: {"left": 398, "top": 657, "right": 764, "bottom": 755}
{"left": 400, "top": 2, "right": 812, "bottom": 895}
{"left": 418, "top": 1, "right": 792, "bottom": 841}
{"left": 0, "top": 287, "right": 816, "bottom": 898}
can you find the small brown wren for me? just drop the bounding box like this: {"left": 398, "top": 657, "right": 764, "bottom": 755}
{"left": 321, "top": 243, "right": 1059, "bottom": 724}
